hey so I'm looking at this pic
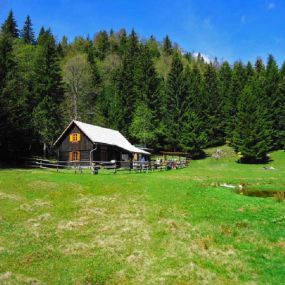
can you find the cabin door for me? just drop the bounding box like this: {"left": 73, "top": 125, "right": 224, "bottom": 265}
{"left": 69, "top": 151, "right": 80, "bottom": 161}
{"left": 100, "top": 145, "right": 108, "bottom": 161}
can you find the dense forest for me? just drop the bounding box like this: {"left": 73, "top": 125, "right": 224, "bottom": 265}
{"left": 0, "top": 11, "right": 284, "bottom": 163}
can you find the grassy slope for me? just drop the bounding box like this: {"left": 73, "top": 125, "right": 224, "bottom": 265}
{"left": 0, "top": 146, "right": 284, "bottom": 285}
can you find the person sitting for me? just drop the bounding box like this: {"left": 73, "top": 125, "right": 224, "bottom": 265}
{"left": 140, "top": 156, "right": 145, "bottom": 172}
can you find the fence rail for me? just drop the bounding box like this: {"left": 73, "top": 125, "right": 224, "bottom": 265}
{"left": 22, "top": 157, "right": 189, "bottom": 174}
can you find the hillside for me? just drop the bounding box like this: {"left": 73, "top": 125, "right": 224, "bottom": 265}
{"left": 1, "top": 11, "right": 284, "bottom": 162}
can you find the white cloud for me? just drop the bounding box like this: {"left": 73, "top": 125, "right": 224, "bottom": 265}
{"left": 193, "top": 52, "right": 211, "bottom": 64}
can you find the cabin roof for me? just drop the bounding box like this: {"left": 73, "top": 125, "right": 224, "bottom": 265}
{"left": 54, "top": 120, "right": 150, "bottom": 155}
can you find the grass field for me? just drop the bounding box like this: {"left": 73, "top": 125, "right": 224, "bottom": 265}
{"left": 0, "top": 146, "right": 285, "bottom": 285}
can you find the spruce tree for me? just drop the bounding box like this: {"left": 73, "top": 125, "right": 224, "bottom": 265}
{"left": 233, "top": 77, "right": 272, "bottom": 163}
{"left": 280, "top": 61, "right": 285, "bottom": 79}
{"left": 0, "top": 32, "right": 14, "bottom": 156}
{"left": 202, "top": 63, "right": 224, "bottom": 145}
{"left": 163, "top": 35, "right": 172, "bottom": 55}
{"left": 273, "top": 75, "right": 285, "bottom": 149}
{"left": 255, "top": 57, "right": 265, "bottom": 75}
{"left": 0, "top": 32, "right": 31, "bottom": 158}
{"left": 37, "top": 27, "right": 45, "bottom": 43}
{"left": 226, "top": 62, "right": 246, "bottom": 140}
{"left": 146, "top": 35, "right": 160, "bottom": 58}
{"left": 185, "top": 63, "right": 203, "bottom": 113}
{"left": 127, "top": 29, "right": 140, "bottom": 56}
{"left": 164, "top": 52, "right": 186, "bottom": 150}
{"left": 21, "top": 15, "right": 35, "bottom": 44}
{"left": 33, "top": 29, "right": 64, "bottom": 156}
{"left": 112, "top": 30, "right": 140, "bottom": 135}
{"left": 218, "top": 61, "right": 232, "bottom": 136}
{"left": 118, "top": 28, "right": 127, "bottom": 55}
{"left": 245, "top": 61, "right": 255, "bottom": 82}
{"left": 1, "top": 10, "right": 19, "bottom": 38}
{"left": 0, "top": 32, "right": 13, "bottom": 89}
{"left": 134, "top": 45, "right": 160, "bottom": 111}
{"left": 265, "top": 55, "right": 280, "bottom": 149}
{"left": 131, "top": 45, "right": 161, "bottom": 146}
{"left": 129, "top": 102, "right": 155, "bottom": 146}
{"left": 94, "top": 30, "right": 109, "bottom": 59}
{"left": 179, "top": 111, "right": 207, "bottom": 158}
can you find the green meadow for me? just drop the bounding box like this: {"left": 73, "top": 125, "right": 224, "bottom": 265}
{"left": 0, "top": 146, "right": 284, "bottom": 285}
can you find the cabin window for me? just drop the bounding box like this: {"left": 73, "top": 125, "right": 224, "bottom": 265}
{"left": 69, "top": 133, "right": 80, "bottom": 143}
{"left": 69, "top": 151, "right": 80, "bottom": 161}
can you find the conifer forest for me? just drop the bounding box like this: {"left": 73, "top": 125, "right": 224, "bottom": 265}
{"left": 0, "top": 11, "right": 284, "bottom": 163}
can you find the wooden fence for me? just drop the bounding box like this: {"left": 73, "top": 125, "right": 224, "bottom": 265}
{"left": 22, "top": 157, "right": 189, "bottom": 174}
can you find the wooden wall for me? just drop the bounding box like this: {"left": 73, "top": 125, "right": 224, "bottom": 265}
{"left": 58, "top": 125, "right": 93, "bottom": 153}
{"left": 57, "top": 123, "right": 131, "bottom": 162}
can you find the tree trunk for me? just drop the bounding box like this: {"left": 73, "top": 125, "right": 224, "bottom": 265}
{"left": 43, "top": 143, "right": 47, "bottom": 158}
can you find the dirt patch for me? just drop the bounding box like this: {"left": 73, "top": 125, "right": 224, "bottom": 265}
{"left": 20, "top": 199, "right": 52, "bottom": 212}
{"left": 29, "top": 181, "right": 58, "bottom": 191}
{"left": 57, "top": 217, "right": 89, "bottom": 231}
{"left": 60, "top": 242, "right": 93, "bottom": 255}
{"left": 0, "top": 271, "right": 42, "bottom": 285}
{"left": 78, "top": 207, "right": 107, "bottom": 216}
{"left": 0, "top": 192, "right": 21, "bottom": 201}
{"left": 27, "top": 213, "right": 51, "bottom": 224}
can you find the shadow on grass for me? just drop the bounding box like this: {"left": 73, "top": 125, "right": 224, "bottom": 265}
{"left": 237, "top": 157, "right": 272, "bottom": 165}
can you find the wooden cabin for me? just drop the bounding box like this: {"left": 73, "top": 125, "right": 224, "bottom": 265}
{"left": 53, "top": 120, "right": 150, "bottom": 164}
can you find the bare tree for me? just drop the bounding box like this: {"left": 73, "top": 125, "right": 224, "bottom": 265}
{"left": 63, "top": 54, "right": 90, "bottom": 119}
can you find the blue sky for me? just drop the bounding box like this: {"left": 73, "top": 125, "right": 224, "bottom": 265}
{"left": 1, "top": 0, "right": 285, "bottom": 64}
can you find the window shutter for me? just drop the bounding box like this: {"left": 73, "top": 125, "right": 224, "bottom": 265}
{"left": 69, "top": 134, "right": 73, "bottom": 142}
{"left": 77, "top": 133, "right": 81, "bottom": 142}
{"left": 77, "top": 151, "right": 81, "bottom": 161}
{"left": 69, "top": 152, "right": 73, "bottom": 161}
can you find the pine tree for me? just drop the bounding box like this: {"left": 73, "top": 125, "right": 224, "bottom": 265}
{"left": 0, "top": 32, "right": 31, "bottom": 158}
{"left": 131, "top": 44, "right": 161, "bottom": 146}
{"left": 33, "top": 29, "right": 64, "bottom": 156}
{"left": 179, "top": 111, "right": 207, "bottom": 158}
{"left": 109, "top": 29, "right": 119, "bottom": 53}
{"left": 146, "top": 35, "right": 160, "bottom": 58}
{"left": 118, "top": 28, "right": 127, "bottom": 55}
{"left": 94, "top": 30, "right": 109, "bottom": 59}
{"left": 185, "top": 63, "right": 203, "bottom": 113}
{"left": 111, "top": 30, "right": 141, "bottom": 134}
{"left": 280, "top": 61, "right": 285, "bottom": 79}
{"left": 37, "top": 27, "right": 45, "bottom": 43}
{"left": 245, "top": 61, "right": 255, "bottom": 82}
{"left": 163, "top": 35, "right": 172, "bottom": 55}
{"left": 1, "top": 10, "right": 19, "bottom": 38}
{"left": 202, "top": 63, "right": 224, "bottom": 145}
{"left": 0, "top": 32, "right": 14, "bottom": 156}
{"left": 265, "top": 55, "right": 280, "bottom": 149}
{"left": 273, "top": 74, "right": 285, "bottom": 149}
{"left": 0, "top": 32, "right": 13, "bottom": 89}
{"left": 226, "top": 61, "right": 246, "bottom": 140}
{"left": 255, "top": 57, "right": 265, "bottom": 75}
{"left": 21, "top": 15, "right": 35, "bottom": 44}
{"left": 233, "top": 77, "right": 272, "bottom": 163}
{"left": 134, "top": 45, "right": 160, "bottom": 111}
{"left": 164, "top": 52, "right": 186, "bottom": 150}
{"left": 129, "top": 102, "right": 155, "bottom": 146}
{"left": 127, "top": 29, "right": 140, "bottom": 56}
{"left": 218, "top": 61, "right": 232, "bottom": 135}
